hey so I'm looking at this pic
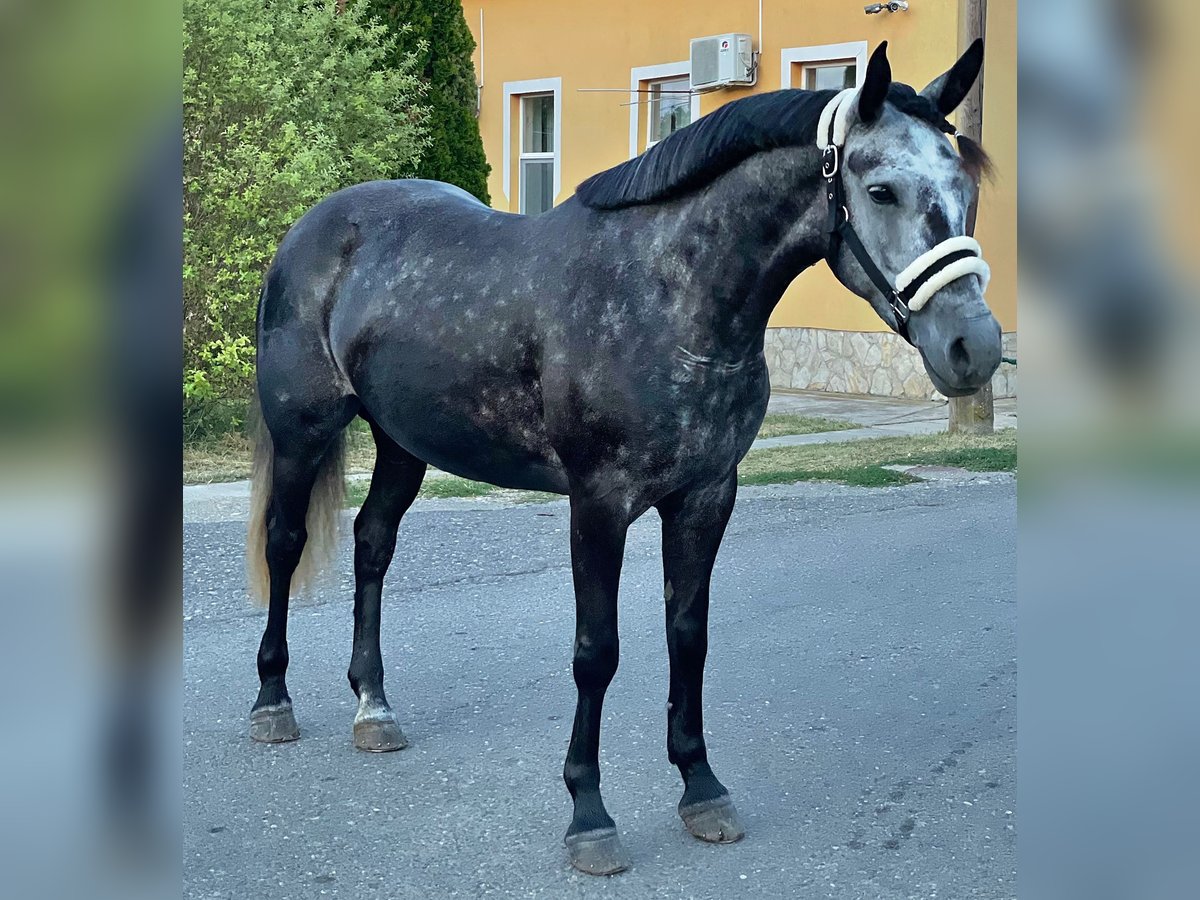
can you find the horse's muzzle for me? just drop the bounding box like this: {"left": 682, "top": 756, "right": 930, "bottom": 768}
{"left": 920, "top": 310, "right": 1002, "bottom": 396}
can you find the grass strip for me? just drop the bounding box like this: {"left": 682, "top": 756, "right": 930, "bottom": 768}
{"left": 185, "top": 413, "right": 859, "bottom": 485}
{"left": 736, "top": 429, "right": 1016, "bottom": 488}
{"left": 339, "top": 430, "right": 1015, "bottom": 505}
{"left": 345, "top": 476, "right": 560, "bottom": 507}
{"left": 185, "top": 411, "right": 1015, "bottom": 496}
{"left": 755, "top": 413, "right": 856, "bottom": 439}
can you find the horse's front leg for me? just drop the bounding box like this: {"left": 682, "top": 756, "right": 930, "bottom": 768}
{"left": 657, "top": 471, "right": 745, "bottom": 843}
{"left": 562, "top": 490, "right": 631, "bottom": 875}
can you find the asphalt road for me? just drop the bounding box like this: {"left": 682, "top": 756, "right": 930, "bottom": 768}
{"left": 185, "top": 477, "right": 1016, "bottom": 899}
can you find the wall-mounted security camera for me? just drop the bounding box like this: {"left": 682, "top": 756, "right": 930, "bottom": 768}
{"left": 865, "top": 1, "right": 909, "bottom": 13}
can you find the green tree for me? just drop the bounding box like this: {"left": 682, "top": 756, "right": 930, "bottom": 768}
{"left": 366, "top": 0, "right": 491, "bottom": 203}
{"left": 183, "top": 0, "right": 428, "bottom": 421}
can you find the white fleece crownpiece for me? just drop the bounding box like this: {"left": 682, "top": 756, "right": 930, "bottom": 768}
{"left": 816, "top": 89, "right": 859, "bottom": 150}
{"left": 905, "top": 257, "right": 991, "bottom": 312}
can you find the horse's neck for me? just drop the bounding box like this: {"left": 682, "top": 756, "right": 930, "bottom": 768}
{"left": 662, "top": 152, "right": 828, "bottom": 353}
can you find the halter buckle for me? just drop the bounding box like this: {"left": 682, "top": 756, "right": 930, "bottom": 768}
{"left": 888, "top": 290, "right": 910, "bottom": 324}
{"left": 821, "top": 146, "right": 840, "bottom": 179}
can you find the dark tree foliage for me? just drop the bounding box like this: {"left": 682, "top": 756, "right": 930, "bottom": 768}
{"left": 366, "top": 0, "right": 491, "bottom": 203}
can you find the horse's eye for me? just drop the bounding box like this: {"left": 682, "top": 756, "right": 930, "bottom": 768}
{"left": 868, "top": 185, "right": 898, "bottom": 205}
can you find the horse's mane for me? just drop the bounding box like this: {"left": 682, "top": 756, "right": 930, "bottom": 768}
{"left": 575, "top": 84, "right": 992, "bottom": 211}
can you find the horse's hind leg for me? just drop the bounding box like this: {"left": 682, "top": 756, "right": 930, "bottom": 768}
{"left": 657, "top": 471, "right": 745, "bottom": 843}
{"left": 250, "top": 434, "right": 345, "bottom": 743}
{"left": 348, "top": 420, "right": 426, "bottom": 751}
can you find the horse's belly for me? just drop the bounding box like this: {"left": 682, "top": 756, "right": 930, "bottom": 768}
{"left": 402, "top": 422, "right": 568, "bottom": 493}
{"left": 362, "top": 378, "right": 570, "bottom": 494}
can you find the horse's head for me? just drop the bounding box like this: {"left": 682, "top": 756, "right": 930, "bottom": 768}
{"left": 824, "top": 42, "right": 1001, "bottom": 397}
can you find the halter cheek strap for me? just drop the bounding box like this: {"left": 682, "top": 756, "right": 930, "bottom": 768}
{"left": 817, "top": 90, "right": 991, "bottom": 345}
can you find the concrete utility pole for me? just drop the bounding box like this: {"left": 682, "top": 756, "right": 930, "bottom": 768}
{"left": 948, "top": 0, "right": 994, "bottom": 434}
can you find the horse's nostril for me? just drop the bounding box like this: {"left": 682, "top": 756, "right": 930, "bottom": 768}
{"left": 948, "top": 336, "right": 971, "bottom": 375}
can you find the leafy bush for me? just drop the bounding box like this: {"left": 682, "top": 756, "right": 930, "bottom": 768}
{"left": 183, "top": 0, "right": 429, "bottom": 416}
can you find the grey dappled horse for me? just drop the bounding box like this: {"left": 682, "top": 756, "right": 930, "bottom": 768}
{"left": 245, "top": 41, "right": 1000, "bottom": 874}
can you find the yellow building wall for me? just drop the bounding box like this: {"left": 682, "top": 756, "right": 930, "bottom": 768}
{"left": 463, "top": 0, "right": 1015, "bottom": 333}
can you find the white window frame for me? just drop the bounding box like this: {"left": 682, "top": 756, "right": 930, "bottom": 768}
{"left": 518, "top": 93, "right": 555, "bottom": 214}
{"left": 780, "top": 41, "right": 868, "bottom": 91}
{"left": 629, "top": 62, "right": 701, "bottom": 159}
{"left": 502, "top": 77, "right": 561, "bottom": 208}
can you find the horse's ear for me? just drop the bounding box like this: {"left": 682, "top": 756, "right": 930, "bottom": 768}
{"left": 921, "top": 38, "right": 985, "bottom": 116}
{"left": 857, "top": 42, "right": 891, "bottom": 124}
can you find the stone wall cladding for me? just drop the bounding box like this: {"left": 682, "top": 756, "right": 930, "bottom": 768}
{"left": 992, "top": 332, "right": 1018, "bottom": 398}
{"left": 763, "top": 328, "right": 1017, "bottom": 400}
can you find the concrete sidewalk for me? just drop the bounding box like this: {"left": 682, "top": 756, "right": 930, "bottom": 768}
{"left": 760, "top": 388, "right": 1017, "bottom": 448}
{"left": 184, "top": 390, "right": 1015, "bottom": 522}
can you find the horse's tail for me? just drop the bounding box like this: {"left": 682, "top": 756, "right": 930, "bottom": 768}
{"left": 245, "top": 396, "right": 347, "bottom": 607}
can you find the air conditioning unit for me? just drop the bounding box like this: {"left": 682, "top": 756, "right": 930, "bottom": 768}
{"left": 689, "top": 33, "right": 755, "bottom": 92}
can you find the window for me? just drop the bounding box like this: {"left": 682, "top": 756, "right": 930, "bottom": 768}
{"left": 647, "top": 76, "right": 692, "bottom": 147}
{"left": 502, "top": 77, "right": 560, "bottom": 213}
{"left": 520, "top": 94, "right": 555, "bottom": 215}
{"left": 780, "top": 42, "right": 868, "bottom": 92}
{"left": 629, "top": 62, "right": 700, "bottom": 159}
{"left": 803, "top": 61, "right": 858, "bottom": 92}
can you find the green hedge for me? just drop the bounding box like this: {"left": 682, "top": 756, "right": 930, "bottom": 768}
{"left": 183, "top": 0, "right": 429, "bottom": 412}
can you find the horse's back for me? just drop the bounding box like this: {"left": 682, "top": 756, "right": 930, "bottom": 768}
{"left": 261, "top": 177, "right": 522, "bottom": 346}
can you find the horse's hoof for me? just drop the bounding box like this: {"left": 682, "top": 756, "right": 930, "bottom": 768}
{"left": 679, "top": 795, "right": 745, "bottom": 843}
{"left": 249, "top": 703, "right": 300, "bottom": 744}
{"left": 353, "top": 717, "right": 409, "bottom": 753}
{"left": 564, "top": 827, "right": 631, "bottom": 875}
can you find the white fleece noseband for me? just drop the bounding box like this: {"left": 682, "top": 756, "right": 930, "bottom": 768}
{"left": 895, "top": 236, "right": 991, "bottom": 312}
{"left": 817, "top": 90, "right": 990, "bottom": 316}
